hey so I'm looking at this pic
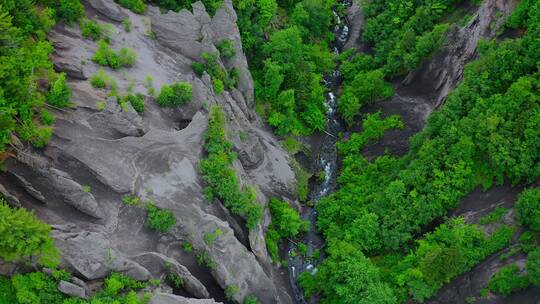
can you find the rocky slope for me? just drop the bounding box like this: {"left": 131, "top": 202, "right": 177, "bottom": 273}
{"left": 0, "top": 0, "right": 295, "bottom": 303}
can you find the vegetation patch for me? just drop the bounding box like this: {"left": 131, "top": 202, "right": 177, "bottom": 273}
{"left": 265, "top": 198, "right": 308, "bottom": 263}
{"left": 199, "top": 106, "right": 263, "bottom": 230}
{"left": 156, "top": 82, "right": 192, "bottom": 107}
{"left": 92, "top": 39, "right": 137, "bottom": 69}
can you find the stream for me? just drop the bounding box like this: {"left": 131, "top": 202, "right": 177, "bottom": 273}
{"left": 287, "top": 1, "right": 352, "bottom": 303}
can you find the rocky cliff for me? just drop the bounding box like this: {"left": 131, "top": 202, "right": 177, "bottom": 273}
{"left": 0, "top": 1, "right": 295, "bottom": 303}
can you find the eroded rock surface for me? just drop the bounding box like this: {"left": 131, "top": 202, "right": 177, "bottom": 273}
{"left": 0, "top": 1, "right": 295, "bottom": 303}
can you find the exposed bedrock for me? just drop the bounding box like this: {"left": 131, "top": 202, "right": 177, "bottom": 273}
{"left": 1, "top": 0, "right": 295, "bottom": 303}
{"left": 402, "top": 0, "right": 520, "bottom": 107}
{"left": 348, "top": 0, "right": 519, "bottom": 158}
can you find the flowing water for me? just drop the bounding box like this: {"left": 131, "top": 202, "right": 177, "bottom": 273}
{"left": 288, "top": 2, "right": 352, "bottom": 303}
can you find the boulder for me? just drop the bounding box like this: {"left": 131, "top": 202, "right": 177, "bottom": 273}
{"left": 58, "top": 280, "right": 87, "bottom": 299}
{"left": 132, "top": 252, "right": 210, "bottom": 299}
{"left": 85, "top": 0, "right": 128, "bottom": 22}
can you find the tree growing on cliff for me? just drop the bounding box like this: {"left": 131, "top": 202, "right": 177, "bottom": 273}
{"left": 0, "top": 200, "right": 59, "bottom": 267}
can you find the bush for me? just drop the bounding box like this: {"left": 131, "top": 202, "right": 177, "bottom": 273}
{"left": 516, "top": 188, "right": 540, "bottom": 231}
{"left": 92, "top": 40, "right": 137, "bottom": 69}
{"left": 146, "top": 203, "right": 177, "bottom": 233}
{"left": 40, "top": 109, "right": 55, "bottom": 126}
{"left": 47, "top": 73, "right": 72, "bottom": 107}
{"left": 118, "top": 47, "right": 137, "bottom": 67}
{"left": 217, "top": 39, "right": 236, "bottom": 60}
{"left": 192, "top": 62, "right": 206, "bottom": 76}
{"left": 225, "top": 285, "right": 240, "bottom": 301}
{"left": 123, "top": 18, "right": 132, "bottom": 32}
{"left": 488, "top": 265, "right": 530, "bottom": 295}
{"left": 156, "top": 82, "right": 193, "bottom": 107}
{"left": 528, "top": 249, "right": 540, "bottom": 286}
{"left": 204, "top": 229, "right": 223, "bottom": 245}
{"left": 243, "top": 296, "right": 261, "bottom": 304}
{"left": 116, "top": 0, "right": 147, "bottom": 14}
{"left": 182, "top": 241, "right": 194, "bottom": 253}
{"left": 265, "top": 199, "right": 308, "bottom": 263}
{"left": 0, "top": 200, "right": 59, "bottom": 267}
{"left": 96, "top": 100, "right": 107, "bottom": 111}
{"left": 80, "top": 18, "right": 102, "bottom": 41}
{"left": 104, "top": 272, "right": 146, "bottom": 296}
{"left": 55, "top": 0, "right": 84, "bottom": 24}
{"left": 212, "top": 78, "right": 224, "bottom": 94}
{"left": 165, "top": 272, "right": 183, "bottom": 289}
{"left": 122, "top": 93, "right": 145, "bottom": 113}
{"left": 90, "top": 69, "right": 109, "bottom": 88}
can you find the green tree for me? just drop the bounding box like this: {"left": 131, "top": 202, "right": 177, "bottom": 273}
{"left": 488, "top": 264, "right": 530, "bottom": 295}
{"left": 47, "top": 73, "right": 72, "bottom": 107}
{"left": 516, "top": 188, "right": 540, "bottom": 231}
{"left": 338, "top": 69, "right": 393, "bottom": 125}
{"left": 0, "top": 200, "right": 59, "bottom": 267}
{"left": 528, "top": 249, "right": 540, "bottom": 286}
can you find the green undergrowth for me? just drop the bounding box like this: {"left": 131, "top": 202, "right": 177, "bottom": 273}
{"left": 0, "top": 271, "right": 151, "bottom": 304}
{"left": 199, "top": 105, "right": 262, "bottom": 230}
{"left": 265, "top": 198, "right": 308, "bottom": 263}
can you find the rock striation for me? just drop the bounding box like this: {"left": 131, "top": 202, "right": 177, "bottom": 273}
{"left": 0, "top": 0, "right": 295, "bottom": 303}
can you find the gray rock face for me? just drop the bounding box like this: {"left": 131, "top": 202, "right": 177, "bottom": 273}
{"left": 403, "top": 0, "right": 519, "bottom": 107}
{"left": 1, "top": 0, "right": 295, "bottom": 303}
{"left": 343, "top": 0, "right": 363, "bottom": 51}
{"left": 52, "top": 226, "right": 151, "bottom": 280}
{"left": 0, "top": 183, "right": 20, "bottom": 207}
{"left": 85, "top": 0, "right": 128, "bottom": 22}
{"left": 132, "top": 252, "right": 210, "bottom": 299}
{"left": 58, "top": 280, "right": 87, "bottom": 299}
{"left": 53, "top": 57, "right": 86, "bottom": 80}
{"left": 150, "top": 293, "right": 222, "bottom": 304}
{"left": 47, "top": 168, "right": 103, "bottom": 219}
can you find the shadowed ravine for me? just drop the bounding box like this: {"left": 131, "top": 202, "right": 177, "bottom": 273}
{"left": 287, "top": 1, "right": 352, "bottom": 303}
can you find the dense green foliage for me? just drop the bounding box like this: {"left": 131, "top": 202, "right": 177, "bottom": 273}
{"left": 47, "top": 73, "right": 72, "bottom": 107}
{"left": 0, "top": 271, "right": 150, "bottom": 304}
{"left": 156, "top": 82, "right": 192, "bottom": 107}
{"left": 336, "top": 0, "right": 463, "bottom": 123}
{"left": 301, "top": 1, "right": 540, "bottom": 302}
{"left": 528, "top": 249, "right": 540, "bottom": 286}
{"left": 516, "top": 188, "right": 540, "bottom": 231}
{"left": 259, "top": 24, "right": 332, "bottom": 135}
{"left": 396, "top": 221, "right": 514, "bottom": 301}
{"left": 200, "top": 106, "right": 263, "bottom": 230}
{"left": 0, "top": 200, "right": 59, "bottom": 268}
{"left": 0, "top": 0, "right": 86, "bottom": 153}
{"left": 488, "top": 264, "right": 530, "bottom": 296}
{"left": 145, "top": 203, "right": 177, "bottom": 233}
{"left": 337, "top": 112, "right": 403, "bottom": 157}
{"left": 266, "top": 198, "right": 308, "bottom": 263}
{"left": 228, "top": 0, "right": 336, "bottom": 135}
{"left": 338, "top": 69, "right": 394, "bottom": 125}
{"left": 217, "top": 39, "right": 236, "bottom": 60}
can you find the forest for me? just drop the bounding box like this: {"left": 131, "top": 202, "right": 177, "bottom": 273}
{"left": 1, "top": 0, "right": 540, "bottom": 303}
